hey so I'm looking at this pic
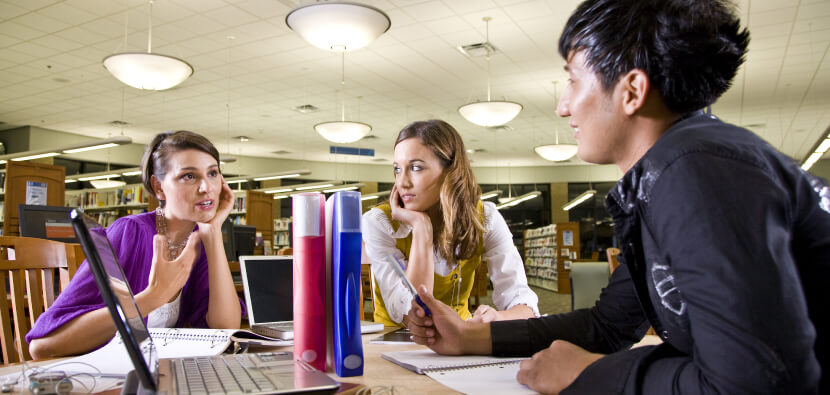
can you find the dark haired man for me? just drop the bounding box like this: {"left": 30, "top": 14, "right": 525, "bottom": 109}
{"left": 404, "top": 0, "right": 829, "bottom": 393}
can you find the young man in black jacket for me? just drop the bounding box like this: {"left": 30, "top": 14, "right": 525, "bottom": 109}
{"left": 404, "top": 0, "right": 830, "bottom": 393}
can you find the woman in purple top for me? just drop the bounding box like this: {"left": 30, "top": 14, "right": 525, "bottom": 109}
{"left": 27, "top": 130, "right": 243, "bottom": 359}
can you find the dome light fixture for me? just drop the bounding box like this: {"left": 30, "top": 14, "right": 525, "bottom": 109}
{"left": 286, "top": 2, "right": 391, "bottom": 52}
{"left": 103, "top": 0, "right": 193, "bottom": 90}
{"left": 535, "top": 82, "right": 577, "bottom": 162}
{"left": 458, "top": 17, "right": 522, "bottom": 127}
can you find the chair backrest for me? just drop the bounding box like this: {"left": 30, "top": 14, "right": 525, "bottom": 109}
{"left": 0, "top": 236, "right": 83, "bottom": 363}
{"left": 606, "top": 247, "right": 621, "bottom": 274}
{"left": 569, "top": 261, "right": 610, "bottom": 311}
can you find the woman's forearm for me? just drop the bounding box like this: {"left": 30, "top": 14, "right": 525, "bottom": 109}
{"left": 202, "top": 230, "right": 242, "bottom": 329}
{"left": 406, "top": 216, "right": 435, "bottom": 293}
{"left": 28, "top": 308, "right": 115, "bottom": 359}
{"left": 497, "top": 304, "right": 536, "bottom": 320}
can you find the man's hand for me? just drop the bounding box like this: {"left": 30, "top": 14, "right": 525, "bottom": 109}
{"left": 405, "top": 285, "right": 491, "bottom": 356}
{"left": 516, "top": 340, "right": 603, "bottom": 394}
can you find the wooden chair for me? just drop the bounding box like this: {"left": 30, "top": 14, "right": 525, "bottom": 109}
{"left": 606, "top": 247, "right": 621, "bottom": 274}
{"left": 0, "top": 236, "right": 84, "bottom": 363}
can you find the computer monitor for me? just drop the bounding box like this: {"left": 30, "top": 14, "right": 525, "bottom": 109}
{"left": 221, "top": 218, "right": 235, "bottom": 262}
{"left": 18, "top": 204, "right": 77, "bottom": 243}
{"left": 232, "top": 224, "right": 256, "bottom": 260}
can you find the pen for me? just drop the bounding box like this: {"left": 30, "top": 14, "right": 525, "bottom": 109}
{"left": 387, "top": 255, "right": 432, "bottom": 316}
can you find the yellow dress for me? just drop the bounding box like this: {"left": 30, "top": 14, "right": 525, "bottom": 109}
{"left": 372, "top": 202, "right": 484, "bottom": 326}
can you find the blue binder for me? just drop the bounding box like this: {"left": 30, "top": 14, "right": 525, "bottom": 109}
{"left": 330, "top": 191, "right": 364, "bottom": 376}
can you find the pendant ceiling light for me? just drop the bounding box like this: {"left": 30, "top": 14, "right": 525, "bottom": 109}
{"left": 458, "top": 17, "right": 522, "bottom": 127}
{"left": 286, "top": 2, "right": 389, "bottom": 144}
{"left": 314, "top": 50, "right": 372, "bottom": 143}
{"left": 535, "top": 82, "right": 577, "bottom": 161}
{"left": 103, "top": 0, "right": 193, "bottom": 91}
{"left": 286, "top": 2, "right": 391, "bottom": 52}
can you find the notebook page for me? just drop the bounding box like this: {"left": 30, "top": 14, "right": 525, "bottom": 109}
{"left": 425, "top": 363, "right": 537, "bottom": 395}
{"left": 381, "top": 349, "right": 526, "bottom": 374}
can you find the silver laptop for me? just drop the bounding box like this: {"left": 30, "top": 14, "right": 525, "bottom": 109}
{"left": 70, "top": 209, "right": 340, "bottom": 395}
{"left": 239, "top": 255, "right": 383, "bottom": 340}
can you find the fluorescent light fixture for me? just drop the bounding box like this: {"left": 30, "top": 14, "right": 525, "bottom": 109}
{"left": 89, "top": 179, "right": 127, "bottom": 189}
{"left": 11, "top": 152, "right": 60, "bottom": 161}
{"left": 296, "top": 183, "right": 335, "bottom": 191}
{"left": 322, "top": 183, "right": 364, "bottom": 193}
{"left": 121, "top": 170, "right": 142, "bottom": 176}
{"left": 0, "top": 136, "right": 132, "bottom": 163}
{"left": 264, "top": 188, "right": 293, "bottom": 194}
{"left": 253, "top": 169, "right": 311, "bottom": 181}
{"left": 480, "top": 189, "right": 503, "bottom": 200}
{"left": 78, "top": 174, "right": 120, "bottom": 181}
{"left": 562, "top": 189, "right": 597, "bottom": 211}
{"left": 273, "top": 195, "right": 290, "bottom": 200}
{"left": 361, "top": 190, "right": 391, "bottom": 201}
{"left": 801, "top": 129, "right": 830, "bottom": 171}
{"left": 496, "top": 191, "right": 541, "bottom": 210}
{"left": 63, "top": 143, "right": 120, "bottom": 153}
{"left": 64, "top": 179, "right": 78, "bottom": 184}
{"left": 0, "top": 160, "right": 5, "bottom": 164}
{"left": 219, "top": 155, "right": 237, "bottom": 165}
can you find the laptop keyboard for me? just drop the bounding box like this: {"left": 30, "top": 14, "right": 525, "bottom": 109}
{"left": 174, "top": 354, "right": 275, "bottom": 394}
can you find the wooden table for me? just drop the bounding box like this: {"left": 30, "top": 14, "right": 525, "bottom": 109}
{"left": 0, "top": 327, "right": 461, "bottom": 394}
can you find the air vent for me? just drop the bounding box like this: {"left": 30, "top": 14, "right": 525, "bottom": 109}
{"left": 272, "top": 150, "right": 291, "bottom": 155}
{"left": 234, "top": 136, "right": 251, "bottom": 142}
{"left": 330, "top": 146, "right": 375, "bottom": 157}
{"left": 371, "top": 158, "right": 388, "bottom": 162}
{"left": 293, "top": 104, "right": 319, "bottom": 113}
{"left": 361, "top": 135, "right": 378, "bottom": 140}
{"left": 52, "top": 77, "right": 70, "bottom": 83}
{"left": 457, "top": 41, "right": 497, "bottom": 58}
{"left": 742, "top": 123, "right": 766, "bottom": 128}
{"left": 109, "top": 120, "right": 129, "bottom": 126}
{"left": 466, "top": 148, "right": 486, "bottom": 154}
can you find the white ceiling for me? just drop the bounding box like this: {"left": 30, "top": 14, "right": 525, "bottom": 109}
{"left": 1, "top": 0, "right": 828, "bottom": 168}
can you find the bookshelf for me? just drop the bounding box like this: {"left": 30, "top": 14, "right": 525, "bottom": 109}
{"left": 226, "top": 190, "right": 274, "bottom": 255}
{"left": 523, "top": 222, "right": 580, "bottom": 294}
{"left": 65, "top": 184, "right": 156, "bottom": 227}
{"left": 273, "top": 217, "right": 291, "bottom": 248}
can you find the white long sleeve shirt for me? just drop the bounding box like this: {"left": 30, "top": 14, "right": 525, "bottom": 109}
{"left": 362, "top": 201, "right": 539, "bottom": 323}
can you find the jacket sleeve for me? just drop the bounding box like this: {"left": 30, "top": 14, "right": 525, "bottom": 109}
{"left": 491, "top": 263, "right": 649, "bottom": 357}
{"left": 568, "top": 153, "right": 819, "bottom": 394}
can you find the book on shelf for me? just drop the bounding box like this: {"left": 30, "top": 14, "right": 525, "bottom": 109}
{"left": 46, "top": 327, "right": 291, "bottom": 378}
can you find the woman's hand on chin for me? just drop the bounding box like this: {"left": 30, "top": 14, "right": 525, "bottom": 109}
{"left": 390, "top": 185, "right": 431, "bottom": 231}
{"left": 197, "top": 179, "right": 234, "bottom": 236}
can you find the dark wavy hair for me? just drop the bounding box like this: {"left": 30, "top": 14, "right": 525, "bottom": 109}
{"left": 395, "top": 120, "right": 484, "bottom": 263}
{"left": 559, "top": 0, "right": 750, "bottom": 114}
{"left": 141, "top": 130, "right": 220, "bottom": 207}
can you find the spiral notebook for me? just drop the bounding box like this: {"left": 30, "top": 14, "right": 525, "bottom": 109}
{"left": 49, "top": 327, "right": 290, "bottom": 378}
{"left": 381, "top": 349, "right": 535, "bottom": 394}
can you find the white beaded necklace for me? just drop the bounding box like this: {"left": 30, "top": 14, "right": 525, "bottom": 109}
{"left": 155, "top": 208, "right": 189, "bottom": 260}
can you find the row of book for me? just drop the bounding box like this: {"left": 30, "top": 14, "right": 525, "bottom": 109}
{"left": 66, "top": 185, "right": 148, "bottom": 209}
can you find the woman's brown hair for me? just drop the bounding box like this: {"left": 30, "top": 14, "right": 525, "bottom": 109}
{"left": 395, "top": 120, "right": 484, "bottom": 263}
{"left": 141, "top": 130, "right": 220, "bottom": 207}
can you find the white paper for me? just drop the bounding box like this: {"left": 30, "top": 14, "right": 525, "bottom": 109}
{"left": 425, "top": 363, "right": 538, "bottom": 395}
{"left": 25, "top": 181, "right": 47, "bottom": 205}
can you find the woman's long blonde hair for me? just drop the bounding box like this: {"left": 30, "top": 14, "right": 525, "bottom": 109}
{"left": 395, "top": 120, "right": 484, "bottom": 263}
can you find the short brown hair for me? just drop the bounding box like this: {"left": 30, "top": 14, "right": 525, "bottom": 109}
{"left": 141, "top": 130, "right": 220, "bottom": 207}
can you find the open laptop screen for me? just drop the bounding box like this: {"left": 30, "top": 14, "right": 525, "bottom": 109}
{"left": 239, "top": 256, "right": 293, "bottom": 324}
{"left": 70, "top": 209, "right": 158, "bottom": 391}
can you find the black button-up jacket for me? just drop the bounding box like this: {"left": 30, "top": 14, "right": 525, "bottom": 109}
{"left": 491, "top": 113, "right": 829, "bottom": 394}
